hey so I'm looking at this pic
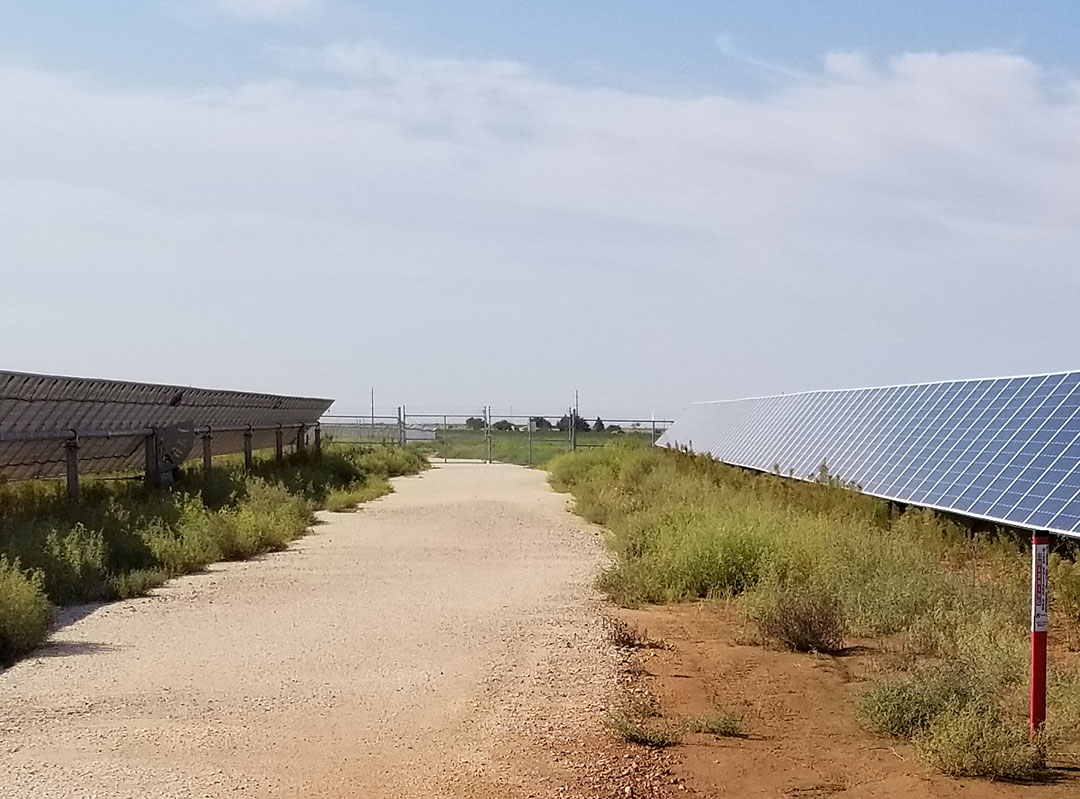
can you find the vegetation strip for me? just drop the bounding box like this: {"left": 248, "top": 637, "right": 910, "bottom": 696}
{"left": 0, "top": 444, "right": 427, "bottom": 665}
{"left": 548, "top": 442, "right": 1080, "bottom": 779}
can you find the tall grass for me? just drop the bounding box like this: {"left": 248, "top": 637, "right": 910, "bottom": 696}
{"left": 549, "top": 442, "right": 1080, "bottom": 778}
{"left": 0, "top": 443, "right": 427, "bottom": 665}
{"left": 424, "top": 429, "right": 656, "bottom": 466}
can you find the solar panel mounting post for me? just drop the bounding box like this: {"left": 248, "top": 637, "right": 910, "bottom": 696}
{"left": 64, "top": 436, "right": 79, "bottom": 501}
{"left": 243, "top": 428, "right": 254, "bottom": 470}
{"left": 144, "top": 431, "right": 159, "bottom": 487}
{"left": 275, "top": 426, "right": 284, "bottom": 464}
{"left": 1031, "top": 531, "right": 1050, "bottom": 738}
{"left": 314, "top": 423, "right": 322, "bottom": 458}
{"left": 202, "top": 430, "right": 213, "bottom": 473}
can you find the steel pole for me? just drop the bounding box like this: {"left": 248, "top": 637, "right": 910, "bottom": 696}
{"left": 486, "top": 406, "right": 492, "bottom": 464}
{"left": 1031, "top": 531, "right": 1050, "bottom": 738}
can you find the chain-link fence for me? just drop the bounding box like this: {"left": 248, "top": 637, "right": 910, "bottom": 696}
{"left": 320, "top": 408, "right": 672, "bottom": 466}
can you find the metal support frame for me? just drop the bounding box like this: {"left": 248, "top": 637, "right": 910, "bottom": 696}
{"left": 202, "top": 430, "right": 213, "bottom": 472}
{"left": 275, "top": 426, "right": 284, "bottom": 464}
{"left": 1031, "top": 531, "right": 1050, "bottom": 738}
{"left": 64, "top": 436, "right": 79, "bottom": 501}
{"left": 314, "top": 423, "right": 322, "bottom": 458}
{"left": 243, "top": 427, "right": 254, "bottom": 470}
{"left": 296, "top": 424, "right": 306, "bottom": 455}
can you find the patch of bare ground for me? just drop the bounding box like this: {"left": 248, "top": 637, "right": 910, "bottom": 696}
{"left": 611, "top": 602, "right": 1080, "bottom": 799}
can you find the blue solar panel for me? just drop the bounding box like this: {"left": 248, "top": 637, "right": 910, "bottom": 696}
{"left": 656, "top": 372, "right": 1080, "bottom": 538}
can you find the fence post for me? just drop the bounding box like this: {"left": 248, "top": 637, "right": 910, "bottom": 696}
{"left": 486, "top": 406, "right": 492, "bottom": 464}
{"left": 296, "top": 424, "right": 306, "bottom": 455}
{"left": 571, "top": 409, "right": 578, "bottom": 452}
{"left": 64, "top": 436, "right": 80, "bottom": 501}
{"left": 314, "top": 423, "right": 322, "bottom": 458}
{"left": 275, "top": 426, "right": 284, "bottom": 463}
{"left": 202, "top": 429, "right": 213, "bottom": 472}
{"left": 243, "top": 427, "right": 254, "bottom": 470}
{"left": 528, "top": 418, "right": 534, "bottom": 466}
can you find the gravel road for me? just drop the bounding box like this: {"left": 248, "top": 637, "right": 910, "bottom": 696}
{"left": 0, "top": 462, "right": 623, "bottom": 799}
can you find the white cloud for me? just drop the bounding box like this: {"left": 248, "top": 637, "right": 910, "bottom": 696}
{"left": 2, "top": 44, "right": 1080, "bottom": 413}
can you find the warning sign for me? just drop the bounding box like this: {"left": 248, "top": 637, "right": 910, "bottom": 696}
{"left": 1032, "top": 541, "right": 1049, "bottom": 633}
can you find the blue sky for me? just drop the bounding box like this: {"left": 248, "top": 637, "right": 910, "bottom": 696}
{"left": 2, "top": 2, "right": 1080, "bottom": 418}
{"left": 4, "top": 2, "right": 1078, "bottom": 92}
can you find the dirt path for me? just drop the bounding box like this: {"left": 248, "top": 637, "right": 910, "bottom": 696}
{"left": 0, "top": 462, "right": 647, "bottom": 799}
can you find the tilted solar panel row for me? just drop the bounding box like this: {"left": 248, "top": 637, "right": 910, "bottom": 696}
{"left": 0, "top": 371, "right": 334, "bottom": 481}
{"left": 656, "top": 371, "right": 1080, "bottom": 538}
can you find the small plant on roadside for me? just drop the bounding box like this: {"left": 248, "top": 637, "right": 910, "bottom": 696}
{"left": 106, "top": 568, "right": 170, "bottom": 600}
{"left": 607, "top": 707, "right": 680, "bottom": 748}
{"left": 603, "top": 616, "right": 666, "bottom": 650}
{"left": 686, "top": 707, "right": 747, "bottom": 738}
{"left": 325, "top": 477, "right": 392, "bottom": 512}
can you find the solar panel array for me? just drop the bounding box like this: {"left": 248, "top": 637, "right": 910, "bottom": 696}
{"left": 0, "top": 371, "right": 334, "bottom": 481}
{"left": 656, "top": 371, "right": 1080, "bottom": 538}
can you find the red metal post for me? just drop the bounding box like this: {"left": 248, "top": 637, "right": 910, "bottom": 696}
{"left": 1031, "top": 531, "right": 1050, "bottom": 738}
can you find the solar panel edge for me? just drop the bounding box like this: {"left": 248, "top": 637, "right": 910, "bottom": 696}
{"left": 659, "top": 370, "right": 1080, "bottom": 540}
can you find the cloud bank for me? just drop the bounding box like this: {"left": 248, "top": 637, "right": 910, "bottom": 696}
{"left": 2, "top": 42, "right": 1079, "bottom": 414}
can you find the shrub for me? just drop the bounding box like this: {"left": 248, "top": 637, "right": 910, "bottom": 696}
{"left": 751, "top": 580, "right": 847, "bottom": 653}
{"left": 217, "top": 479, "right": 311, "bottom": 559}
{"left": 916, "top": 703, "right": 1046, "bottom": 780}
{"left": 0, "top": 557, "right": 53, "bottom": 665}
{"left": 860, "top": 665, "right": 976, "bottom": 739}
{"left": 40, "top": 523, "right": 108, "bottom": 604}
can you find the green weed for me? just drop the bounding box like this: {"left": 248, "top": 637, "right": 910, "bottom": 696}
{"left": 0, "top": 443, "right": 426, "bottom": 664}
{"left": 549, "top": 442, "right": 1080, "bottom": 779}
{"left": 686, "top": 707, "right": 747, "bottom": 738}
{"left": 607, "top": 706, "right": 680, "bottom": 748}
{"left": 0, "top": 557, "right": 52, "bottom": 665}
